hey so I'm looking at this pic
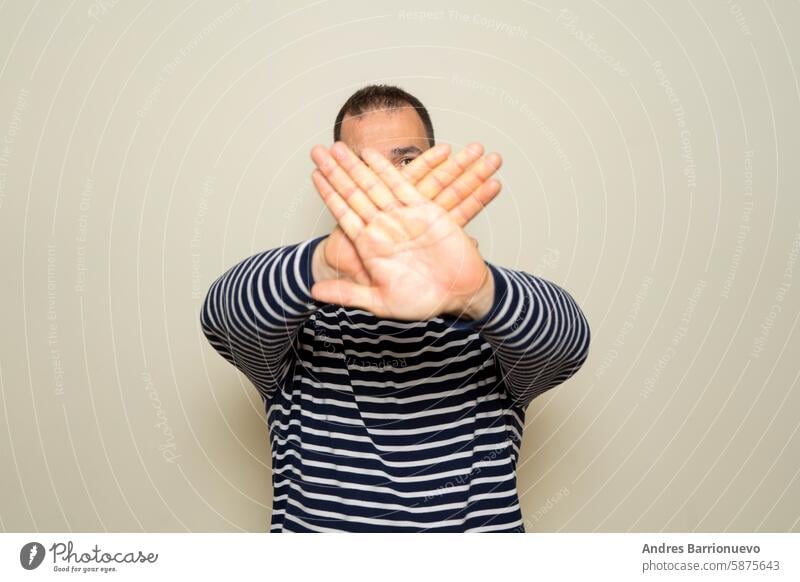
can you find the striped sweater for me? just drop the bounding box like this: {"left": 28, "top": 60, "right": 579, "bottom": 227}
{"left": 200, "top": 235, "right": 590, "bottom": 532}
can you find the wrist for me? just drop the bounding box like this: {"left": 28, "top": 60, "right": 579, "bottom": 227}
{"left": 463, "top": 265, "right": 495, "bottom": 321}
{"left": 311, "top": 236, "right": 336, "bottom": 284}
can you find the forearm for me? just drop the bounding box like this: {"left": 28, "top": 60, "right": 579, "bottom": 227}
{"left": 446, "top": 262, "right": 591, "bottom": 408}
{"left": 200, "top": 235, "right": 328, "bottom": 380}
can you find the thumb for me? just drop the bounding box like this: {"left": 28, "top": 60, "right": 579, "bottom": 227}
{"left": 311, "top": 279, "right": 380, "bottom": 313}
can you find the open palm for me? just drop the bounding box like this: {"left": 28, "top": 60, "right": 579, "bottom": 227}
{"left": 332, "top": 199, "right": 488, "bottom": 320}
{"left": 310, "top": 142, "right": 494, "bottom": 320}
{"left": 316, "top": 142, "right": 502, "bottom": 288}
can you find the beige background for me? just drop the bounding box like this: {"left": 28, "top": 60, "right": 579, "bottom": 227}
{"left": 1, "top": 0, "right": 798, "bottom": 532}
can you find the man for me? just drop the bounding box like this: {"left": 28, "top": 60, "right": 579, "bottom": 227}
{"left": 200, "top": 84, "right": 590, "bottom": 532}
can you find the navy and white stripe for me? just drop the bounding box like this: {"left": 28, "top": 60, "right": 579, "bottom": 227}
{"left": 200, "top": 235, "right": 590, "bottom": 532}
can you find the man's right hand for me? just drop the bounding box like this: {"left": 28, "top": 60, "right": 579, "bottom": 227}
{"left": 312, "top": 142, "right": 503, "bottom": 287}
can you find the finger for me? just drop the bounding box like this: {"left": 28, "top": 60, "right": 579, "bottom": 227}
{"left": 311, "top": 144, "right": 380, "bottom": 223}
{"left": 400, "top": 143, "right": 451, "bottom": 187}
{"left": 311, "top": 278, "right": 381, "bottom": 313}
{"left": 330, "top": 141, "right": 400, "bottom": 212}
{"left": 449, "top": 179, "right": 502, "bottom": 227}
{"left": 311, "top": 170, "right": 365, "bottom": 241}
{"left": 416, "top": 142, "right": 484, "bottom": 201}
{"left": 434, "top": 152, "right": 502, "bottom": 211}
{"left": 360, "top": 147, "right": 425, "bottom": 206}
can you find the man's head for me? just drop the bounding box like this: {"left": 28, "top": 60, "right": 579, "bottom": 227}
{"left": 333, "top": 84, "right": 435, "bottom": 168}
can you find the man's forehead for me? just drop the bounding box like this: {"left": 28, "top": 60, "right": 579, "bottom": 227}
{"left": 340, "top": 107, "right": 427, "bottom": 156}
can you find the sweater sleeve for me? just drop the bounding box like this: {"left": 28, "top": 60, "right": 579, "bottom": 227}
{"left": 199, "top": 235, "right": 328, "bottom": 403}
{"left": 441, "top": 261, "right": 591, "bottom": 410}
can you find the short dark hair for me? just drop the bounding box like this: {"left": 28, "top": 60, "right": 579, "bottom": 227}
{"left": 333, "top": 84, "right": 435, "bottom": 147}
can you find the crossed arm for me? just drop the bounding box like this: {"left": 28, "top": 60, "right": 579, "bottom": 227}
{"left": 200, "top": 143, "right": 504, "bottom": 400}
{"left": 200, "top": 142, "right": 590, "bottom": 409}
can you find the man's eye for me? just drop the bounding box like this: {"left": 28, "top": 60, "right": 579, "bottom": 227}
{"left": 398, "top": 157, "right": 415, "bottom": 167}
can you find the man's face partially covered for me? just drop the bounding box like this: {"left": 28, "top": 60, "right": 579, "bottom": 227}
{"left": 338, "top": 105, "right": 430, "bottom": 168}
